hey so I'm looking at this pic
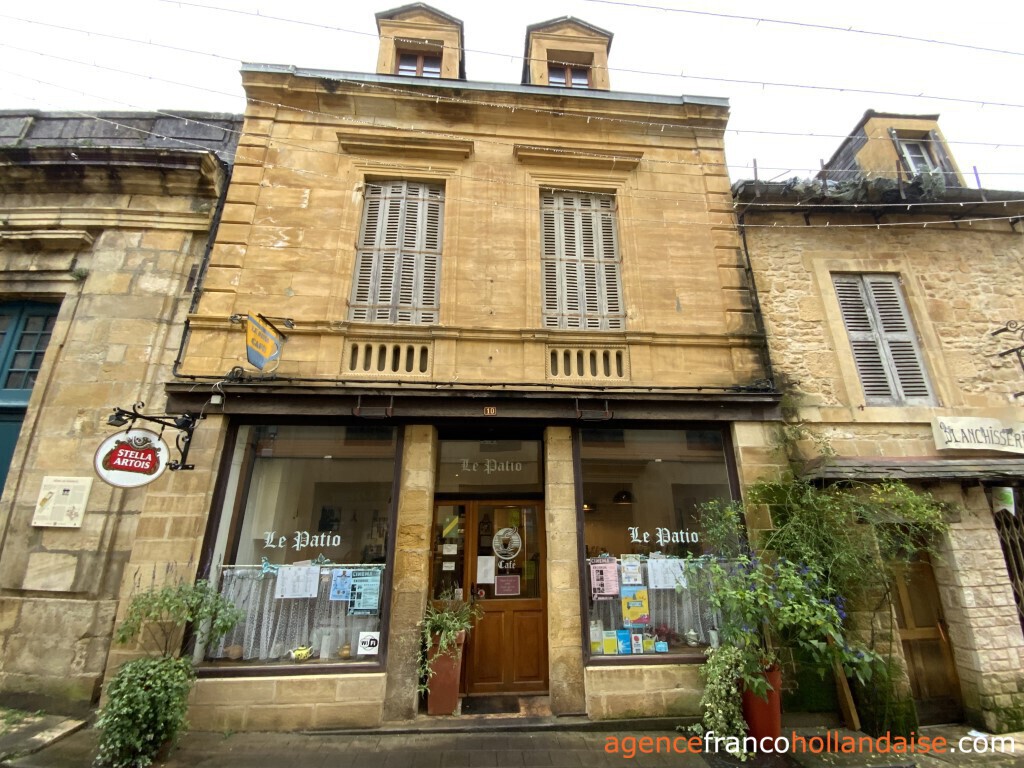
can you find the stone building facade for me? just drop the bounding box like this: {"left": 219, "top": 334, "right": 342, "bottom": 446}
{"left": 145, "top": 3, "right": 783, "bottom": 730}
{"left": 734, "top": 110, "right": 1024, "bottom": 732}
{"left": 0, "top": 110, "right": 241, "bottom": 712}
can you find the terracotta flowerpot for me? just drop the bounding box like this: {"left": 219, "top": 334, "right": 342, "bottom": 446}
{"left": 426, "top": 630, "right": 466, "bottom": 715}
{"left": 741, "top": 665, "right": 782, "bottom": 743}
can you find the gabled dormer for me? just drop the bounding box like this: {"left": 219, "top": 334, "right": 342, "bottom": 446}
{"left": 375, "top": 3, "right": 465, "bottom": 80}
{"left": 821, "top": 110, "right": 965, "bottom": 188}
{"left": 522, "top": 17, "right": 613, "bottom": 91}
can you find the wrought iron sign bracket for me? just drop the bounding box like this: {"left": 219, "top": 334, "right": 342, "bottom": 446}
{"left": 106, "top": 401, "right": 203, "bottom": 470}
{"left": 992, "top": 321, "right": 1024, "bottom": 398}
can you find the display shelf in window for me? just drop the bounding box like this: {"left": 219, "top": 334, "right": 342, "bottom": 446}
{"left": 584, "top": 555, "right": 718, "bottom": 659}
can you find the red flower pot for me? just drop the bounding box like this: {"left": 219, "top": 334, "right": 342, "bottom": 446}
{"left": 741, "top": 665, "right": 782, "bottom": 743}
{"left": 426, "top": 630, "right": 466, "bottom": 716}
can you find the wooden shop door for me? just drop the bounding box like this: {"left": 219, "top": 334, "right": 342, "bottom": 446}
{"left": 891, "top": 554, "right": 963, "bottom": 724}
{"left": 430, "top": 501, "right": 548, "bottom": 695}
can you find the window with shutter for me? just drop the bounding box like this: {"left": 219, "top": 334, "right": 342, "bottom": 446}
{"left": 832, "top": 273, "right": 934, "bottom": 406}
{"left": 539, "top": 191, "right": 625, "bottom": 330}
{"left": 349, "top": 180, "right": 443, "bottom": 325}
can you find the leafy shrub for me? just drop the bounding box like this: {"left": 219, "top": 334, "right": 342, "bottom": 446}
{"left": 94, "top": 579, "right": 241, "bottom": 768}
{"left": 94, "top": 657, "right": 193, "bottom": 768}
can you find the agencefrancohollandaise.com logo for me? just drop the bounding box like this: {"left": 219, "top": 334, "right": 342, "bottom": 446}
{"left": 604, "top": 730, "right": 1018, "bottom": 759}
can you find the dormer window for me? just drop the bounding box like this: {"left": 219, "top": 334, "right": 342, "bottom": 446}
{"left": 523, "top": 18, "right": 612, "bottom": 90}
{"left": 900, "top": 140, "right": 936, "bottom": 174}
{"left": 397, "top": 50, "right": 442, "bottom": 78}
{"left": 548, "top": 63, "right": 590, "bottom": 88}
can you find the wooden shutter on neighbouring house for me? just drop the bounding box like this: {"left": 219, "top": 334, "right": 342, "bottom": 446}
{"left": 927, "top": 130, "right": 961, "bottom": 188}
{"left": 349, "top": 180, "right": 443, "bottom": 324}
{"left": 833, "top": 273, "right": 934, "bottom": 406}
{"left": 540, "top": 191, "right": 624, "bottom": 330}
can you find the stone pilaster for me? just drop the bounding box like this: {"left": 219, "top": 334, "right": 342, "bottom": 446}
{"left": 933, "top": 484, "right": 1024, "bottom": 733}
{"left": 382, "top": 425, "right": 436, "bottom": 721}
{"left": 544, "top": 426, "right": 586, "bottom": 715}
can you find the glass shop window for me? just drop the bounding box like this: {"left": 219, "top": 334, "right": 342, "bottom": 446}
{"left": 202, "top": 424, "right": 397, "bottom": 667}
{"left": 580, "top": 428, "right": 733, "bottom": 661}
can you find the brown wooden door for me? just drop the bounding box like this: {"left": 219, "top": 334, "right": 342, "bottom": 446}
{"left": 892, "top": 554, "right": 963, "bottom": 724}
{"left": 429, "top": 501, "right": 548, "bottom": 695}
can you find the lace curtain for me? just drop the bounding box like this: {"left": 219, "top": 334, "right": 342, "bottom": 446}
{"left": 205, "top": 565, "right": 383, "bottom": 663}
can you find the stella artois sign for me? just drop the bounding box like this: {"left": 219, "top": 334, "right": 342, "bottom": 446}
{"left": 94, "top": 428, "right": 170, "bottom": 488}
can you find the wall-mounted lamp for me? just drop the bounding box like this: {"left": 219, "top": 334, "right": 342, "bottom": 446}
{"left": 613, "top": 490, "right": 634, "bottom": 505}
{"left": 582, "top": 501, "right": 597, "bottom": 513}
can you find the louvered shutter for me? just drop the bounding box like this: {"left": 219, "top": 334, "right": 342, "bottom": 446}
{"left": 349, "top": 181, "right": 443, "bottom": 324}
{"left": 833, "top": 274, "right": 934, "bottom": 406}
{"left": 540, "top": 191, "right": 625, "bottom": 330}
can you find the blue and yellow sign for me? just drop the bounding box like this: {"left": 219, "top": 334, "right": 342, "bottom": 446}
{"left": 245, "top": 314, "right": 284, "bottom": 371}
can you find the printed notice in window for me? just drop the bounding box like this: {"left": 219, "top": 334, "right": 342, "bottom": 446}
{"left": 590, "top": 556, "right": 619, "bottom": 600}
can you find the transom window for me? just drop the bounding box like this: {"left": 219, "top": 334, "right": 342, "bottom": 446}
{"left": 398, "top": 51, "right": 441, "bottom": 78}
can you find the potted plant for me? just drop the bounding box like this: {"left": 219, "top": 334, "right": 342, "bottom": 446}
{"left": 687, "top": 500, "right": 880, "bottom": 749}
{"left": 94, "top": 577, "right": 242, "bottom": 768}
{"left": 418, "top": 588, "right": 481, "bottom": 716}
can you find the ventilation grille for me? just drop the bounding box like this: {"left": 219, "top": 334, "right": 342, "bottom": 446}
{"left": 547, "top": 346, "right": 628, "bottom": 381}
{"left": 346, "top": 341, "right": 432, "bottom": 376}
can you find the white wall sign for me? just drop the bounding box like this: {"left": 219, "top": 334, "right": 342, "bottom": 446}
{"left": 32, "top": 476, "right": 93, "bottom": 528}
{"left": 932, "top": 417, "right": 1024, "bottom": 455}
{"left": 992, "top": 487, "right": 1016, "bottom": 516}
{"left": 94, "top": 428, "right": 170, "bottom": 488}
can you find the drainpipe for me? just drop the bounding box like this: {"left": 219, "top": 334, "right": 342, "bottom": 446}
{"left": 172, "top": 156, "right": 233, "bottom": 378}
{"left": 736, "top": 207, "right": 777, "bottom": 391}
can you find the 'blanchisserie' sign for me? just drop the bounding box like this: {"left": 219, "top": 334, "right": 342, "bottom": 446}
{"left": 932, "top": 417, "right": 1024, "bottom": 455}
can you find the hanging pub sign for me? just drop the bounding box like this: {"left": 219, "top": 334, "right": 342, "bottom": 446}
{"left": 244, "top": 313, "right": 285, "bottom": 372}
{"left": 94, "top": 428, "right": 170, "bottom": 488}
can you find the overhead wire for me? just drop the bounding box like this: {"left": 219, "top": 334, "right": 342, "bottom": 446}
{"left": 2, "top": 3, "right": 1023, "bottom": 219}
{"left": 1, "top": 8, "right": 1023, "bottom": 141}
{"left": 5, "top": 46, "right": 1024, "bottom": 185}
{"left": 8, "top": 59, "right": 1024, "bottom": 216}
{"left": 581, "top": 0, "right": 1024, "bottom": 59}
{"left": 3, "top": 86, "right": 1019, "bottom": 233}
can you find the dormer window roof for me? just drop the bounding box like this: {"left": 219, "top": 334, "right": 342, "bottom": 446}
{"left": 375, "top": 3, "right": 465, "bottom": 80}
{"left": 522, "top": 17, "right": 613, "bottom": 91}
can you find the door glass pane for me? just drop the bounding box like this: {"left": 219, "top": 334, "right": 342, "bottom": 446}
{"left": 431, "top": 504, "right": 466, "bottom": 598}
{"left": 475, "top": 504, "right": 540, "bottom": 600}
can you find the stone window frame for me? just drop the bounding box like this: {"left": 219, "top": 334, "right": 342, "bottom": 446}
{"left": 539, "top": 189, "right": 625, "bottom": 331}
{"left": 811, "top": 255, "right": 951, "bottom": 413}
{"left": 348, "top": 179, "right": 445, "bottom": 326}
{"left": 832, "top": 272, "right": 935, "bottom": 407}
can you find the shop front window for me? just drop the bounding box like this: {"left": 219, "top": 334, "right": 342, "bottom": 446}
{"left": 580, "top": 428, "right": 733, "bottom": 661}
{"left": 202, "top": 424, "right": 398, "bottom": 667}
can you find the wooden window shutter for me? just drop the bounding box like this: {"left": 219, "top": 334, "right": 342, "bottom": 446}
{"left": 349, "top": 180, "right": 443, "bottom": 324}
{"left": 540, "top": 191, "right": 625, "bottom": 330}
{"left": 927, "top": 130, "right": 961, "bottom": 188}
{"left": 833, "top": 274, "right": 934, "bottom": 406}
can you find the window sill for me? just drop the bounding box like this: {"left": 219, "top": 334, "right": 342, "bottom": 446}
{"left": 196, "top": 659, "right": 384, "bottom": 678}
{"left": 586, "top": 649, "right": 708, "bottom": 666}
